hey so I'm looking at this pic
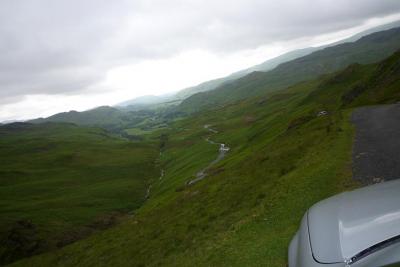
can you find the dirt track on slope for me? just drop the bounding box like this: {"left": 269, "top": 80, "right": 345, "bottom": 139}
{"left": 352, "top": 103, "right": 400, "bottom": 184}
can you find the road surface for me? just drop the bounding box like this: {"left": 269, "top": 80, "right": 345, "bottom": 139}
{"left": 352, "top": 103, "right": 400, "bottom": 184}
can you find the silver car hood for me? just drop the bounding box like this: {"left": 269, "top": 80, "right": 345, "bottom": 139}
{"left": 307, "top": 179, "right": 400, "bottom": 263}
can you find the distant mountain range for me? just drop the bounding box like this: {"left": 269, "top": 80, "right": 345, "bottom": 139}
{"left": 30, "top": 106, "right": 131, "bottom": 130}
{"left": 117, "top": 95, "right": 165, "bottom": 107}
{"left": 29, "top": 104, "right": 179, "bottom": 133}
{"left": 121, "top": 20, "right": 400, "bottom": 107}
{"left": 29, "top": 21, "right": 400, "bottom": 127}
{"left": 179, "top": 26, "right": 400, "bottom": 112}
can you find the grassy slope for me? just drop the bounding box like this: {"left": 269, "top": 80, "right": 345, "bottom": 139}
{"left": 0, "top": 123, "right": 158, "bottom": 264}
{"left": 10, "top": 52, "right": 400, "bottom": 266}
{"left": 180, "top": 27, "right": 400, "bottom": 113}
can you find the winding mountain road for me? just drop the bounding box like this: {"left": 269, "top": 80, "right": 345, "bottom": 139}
{"left": 352, "top": 103, "right": 400, "bottom": 184}
{"left": 187, "top": 125, "right": 230, "bottom": 185}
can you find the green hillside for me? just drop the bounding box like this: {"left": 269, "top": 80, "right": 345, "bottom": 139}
{"left": 180, "top": 27, "right": 400, "bottom": 113}
{"left": 10, "top": 49, "right": 400, "bottom": 266}
{"left": 29, "top": 105, "right": 182, "bottom": 136}
{"left": 0, "top": 123, "right": 158, "bottom": 265}
{"left": 30, "top": 106, "right": 131, "bottom": 129}
{"left": 174, "top": 20, "right": 400, "bottom": 101}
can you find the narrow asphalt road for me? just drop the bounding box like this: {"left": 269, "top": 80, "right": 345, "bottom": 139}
{"left": 352, "top": 103, "right": 400, "bottom": 184}
{"left": 187, "top": 125, "right": 230, "bottom": 186}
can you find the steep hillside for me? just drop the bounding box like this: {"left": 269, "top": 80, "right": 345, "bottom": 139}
{"left": 0, "top": 123, "right": 158, "bottom": 265}
{"left": 174, "top": 20, "right": 400, "bottom": 100}
{"left": 175, "top": 41, "right": 329, "bottom": 99}
{"left": 174, "top": 48, "right": 319, "bottom": 100}
{"left": 180, "top": 27, "right": 400, "bottom": 113}
{"left": 11, "top": 49, "right": 400, "bottom": 267}
{"left": 333, "top": 19, "right": 400, "bottom": 44}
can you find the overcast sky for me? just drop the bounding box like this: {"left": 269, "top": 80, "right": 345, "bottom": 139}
{"left": 1, "top": 0, "right": 400, "bottom": 121}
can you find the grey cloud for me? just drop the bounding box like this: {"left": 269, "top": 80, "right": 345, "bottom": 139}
{"left": 115, "top": 0, "right": 400, "bottom": 54}
{"left": 0, "top": 0, "right": 400, "bottom": 105}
